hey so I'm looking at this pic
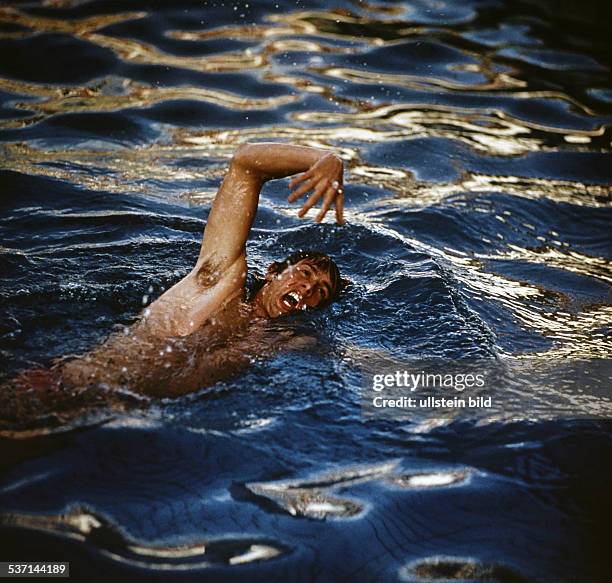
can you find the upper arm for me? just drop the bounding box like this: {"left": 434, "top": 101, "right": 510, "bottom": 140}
{"left": 196, "top": 145, "right": 263, "bottom": 276}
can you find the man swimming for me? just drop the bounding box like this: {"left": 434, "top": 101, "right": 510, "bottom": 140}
{"left": 1, "top": 143, "right": 346, "bottom": 432}
{"left": 135, "top": 141, "right": 345, "bottom": 336}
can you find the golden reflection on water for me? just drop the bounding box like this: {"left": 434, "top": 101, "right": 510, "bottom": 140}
{"left": 92, "top": 33, "right": 266, "bottom": 73}
{"left": 0, "top": 142, "right": 228, "bottom": 198}
{"left": 448, "top": 254, "right": 612, "bottom": 358}
{"left": 0, "top": 8, "right": 265, "bottom": 73}
{"left": 1, "top": 5, "right": 605, "bottom": 149}
{"left": 267, "top": 9, "right": 424, "bottom": 44}
{"left": 0, "top": 77, "right": 297, "bottom": 130}
{"left": 295, "top": 105, "right": 544, "bottom": 156}
{"left": 10, "top": 130, "right": 587, "bottom": 202}
{"left": 365, "top": 221, "right": 611, "bottom": 359}
{"left": 0, "top": 6, "right": 147, "bottom": 36}
{"left": 294, "top": 102, "right": 607, "bottom": 154}
{"left": 351, "top": 164, "right": 610, "bottom": 208}
{"left": 317, "top": 64, "right": 525, "bottom": 92}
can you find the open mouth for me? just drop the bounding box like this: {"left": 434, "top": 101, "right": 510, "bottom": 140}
{"left": 281, "top": 291, "right": 301, "bottom": 310}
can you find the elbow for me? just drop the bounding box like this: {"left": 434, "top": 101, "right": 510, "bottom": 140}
{"left": 232, "top": 142, "right": 264, "bottom": 181}
{"left": 232, "top": 143, "right": 254, "bottom": 169}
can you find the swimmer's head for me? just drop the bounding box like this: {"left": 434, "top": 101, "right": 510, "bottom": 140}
{"left": 253, "top": 251, "right": 341, "bottom": 318}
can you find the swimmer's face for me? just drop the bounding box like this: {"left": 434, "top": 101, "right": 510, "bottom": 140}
{"left": 256, "top": 259, "right": 335, "bottom": 318}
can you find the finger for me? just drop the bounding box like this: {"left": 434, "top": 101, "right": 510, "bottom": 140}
{"left": 298, "top": 181, "right": 328, "bottom": 217}
{"left": 315, "top": 186, "right": 336, "bottom": 223}
{"left": 289, "top": 168, "right": 313, "bottom": 188}
{"left": 288, "top": 178, "right": 316, "bottom": 202}
{"left": 335, "top": 191, "right": 345, "bottom": 225}
{"left": 289, "top": 169, "right": 313, "bottom": 189}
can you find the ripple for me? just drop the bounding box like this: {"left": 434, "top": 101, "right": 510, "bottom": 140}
{"left": 0, "top": 2, "right": 610, "bottom": 580}
{"left": 401, "top": 556, "right": 533, "bottom": 582}
{"left": 387, "top": 469, "right": 471, "bottom": 489}
{"left": 245, "top": 460, "right": 399, "bottom": 519}
{"left": 0, "top": 7, "right": 146, "bottom": 37}
{"left": 0, "top": 76, "right": 296, "bottom": 131}
{"left": 0, "top": 506, "right": 291, "bottom": 569}
{"left": 0, "top": 8, "right": 266, "bottom": 76}
{"left": 498, "top": 47, "right": 607, "bottom": 72}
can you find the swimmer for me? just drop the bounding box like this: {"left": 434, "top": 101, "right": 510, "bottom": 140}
{"left": 134, "top": 141, "right": 345, "bottom": 336}
{"left": 1, "top": 143, "right": 346, "bottom": 431}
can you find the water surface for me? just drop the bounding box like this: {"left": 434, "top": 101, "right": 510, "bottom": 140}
{"left": 0, "top": 1, "right": 611, "bottom": 581}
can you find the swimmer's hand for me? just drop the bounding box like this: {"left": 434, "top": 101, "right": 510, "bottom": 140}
{"left": 287, "top": 153, "right": 344, "bottom": 224}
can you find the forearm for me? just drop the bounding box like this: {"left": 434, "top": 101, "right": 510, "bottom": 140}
{"left": 233, "top": 142, "right": 334, "bottom": 181}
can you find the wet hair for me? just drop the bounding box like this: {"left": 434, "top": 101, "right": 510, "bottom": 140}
{"left": 250, "top": 251, "right": 342, "bottom": 305}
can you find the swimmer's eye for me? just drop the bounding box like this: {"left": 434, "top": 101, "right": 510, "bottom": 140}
{"left": 298, "top": 266, "right": 330, "bottom": 303}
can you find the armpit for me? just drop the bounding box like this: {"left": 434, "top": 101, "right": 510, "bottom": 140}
{"left": 195, "top": 259, "right": 223, "bottom": 288}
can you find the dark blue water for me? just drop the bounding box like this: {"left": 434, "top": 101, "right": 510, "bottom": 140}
{"left": 1, "top": 1, "right": 611, "bottom": 581}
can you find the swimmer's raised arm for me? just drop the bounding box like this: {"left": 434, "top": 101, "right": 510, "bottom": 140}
{"left": 198, "top": 143, "right": 344, "bottom": 274}
{"left": 233, "top": 143, "right": 344, "bottom": 223}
